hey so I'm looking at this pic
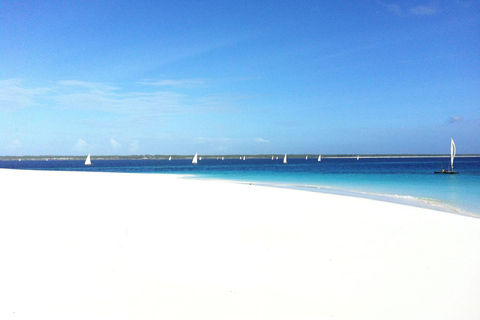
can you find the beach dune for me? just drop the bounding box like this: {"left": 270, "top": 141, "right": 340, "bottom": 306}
{"left": 1, "top": 169, "right": 479, "bottom": 319}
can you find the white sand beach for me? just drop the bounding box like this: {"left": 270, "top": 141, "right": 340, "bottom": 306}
{"left": 1, "top": 168, "right": 479, "bottom": 320}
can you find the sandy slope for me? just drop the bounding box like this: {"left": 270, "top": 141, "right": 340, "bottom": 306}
{"left": 1, "top": 169, "right": 479, "bottom": 319}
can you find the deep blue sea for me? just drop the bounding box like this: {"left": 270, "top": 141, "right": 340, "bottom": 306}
{"left": 2, "top": 156, "right": 479, "bottom": 217}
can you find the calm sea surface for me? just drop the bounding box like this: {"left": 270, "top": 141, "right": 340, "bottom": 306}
{"left": 2, "top": 157, "right": 479, "bottom": 217}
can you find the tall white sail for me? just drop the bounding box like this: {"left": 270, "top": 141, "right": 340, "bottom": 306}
{"left": 283, "top": 154, "right": 287, "bottom": 164}
{"left": 318, "top": 155, "right": 321, "bottom": 162}
{"left": 169, "top": 156, "right": 172, "bottom": 161}
{"left": 192, "top": 153, "right": 198, "bottom": 164}
{"left": 306, "top": 156, "right": 308, "bottom": 160}
{"left": 85, "top": 154, "right": 91, "bottom": 166}
{"left": 243, "top": 156, "right": 245, "bottom": 161}
{"left": 451, "top": 138, "right": 456, "bottom": 171}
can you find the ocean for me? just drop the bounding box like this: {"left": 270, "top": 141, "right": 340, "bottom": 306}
{"left": 2, "top": 156, "right": 479, "bottom": 217}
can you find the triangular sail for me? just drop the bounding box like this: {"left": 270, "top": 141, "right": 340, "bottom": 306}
{"left": 318, "top": 155, "right": 321, "bottom": 162}
{"left": 451, "top": 138, "right": 456, "bottom": 171}
{"left": 169, "top": 156, "right": 171, "bottom": 161}
{"left": 283, "top": 154, "right": 287, "bottom": 164}
{"left": 192, "top": 153, "right": 198, "bottom": 164}
{"left": 85, "top": 154, "right": 91, "bottom": 166}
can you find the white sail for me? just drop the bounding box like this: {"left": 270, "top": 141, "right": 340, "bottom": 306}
{"left": 306, "top": 156, "right": 308, "bottom": 160}
{"left": 451, "top": 138, "right": 456, "bottom": 171}
{"left": 283, "top": 154, "right": 287, "bottom": 164}
{"left": 272, "top": 156, "right": 274, "bottom": 160}
{"left": 85, "top": 154, "right": 91, "bottom": 166}
{"left": 169, "top": 156, "right": 171, "bottom": 161}
{"left": 243, "top": 156, "right": 245, "bottom": 160}
{"left": 222, "top": 157, "right": 224, "bottom": 160}
{"left": 192, "top": 153, "right": 198, "bottom": 164}
{"left": 357, "top": 156, "right": 360, "bottom": 160}
{"left": 318, "top": 155, "right": 321, "bottom": 162}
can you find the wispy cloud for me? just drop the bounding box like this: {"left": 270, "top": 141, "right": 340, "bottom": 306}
{"left": 58, "top": 80, "right": 119, "bottom": 91}
{"left": 410, "top": 4, "right": 437, "bottom": 16}
{"left": 384, "top": 3, "right": 402, "bottom": 16}
{"left": 0, "top": 79, "right": 52, "bottom": 109}
{"left": 0, "top": 79, "right": 237, "bottom": 116}
{"left": 448, "top": 116, "right": 464, "bottom": 123}
{"left": 139, "top": 79, "right": 207, "bottom": 87}
{"left": 380, "top": 2, "right": 438, "bottom": 17}
{"left": 276, "top": 120, "right": 297, "bottom": 127}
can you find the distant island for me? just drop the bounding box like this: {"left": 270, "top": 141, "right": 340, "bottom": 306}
{"left": 1, "top": 154, "right": 479, "bottom": 161}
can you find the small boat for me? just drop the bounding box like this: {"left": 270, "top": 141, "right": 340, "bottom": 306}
{"left": 243, "top": 156, "right": 246, "bottom": 161}
{"left": 192, "top": 153, "right": 198, "bottom": 164}
{"left": 283, "top": 154, "right": 287, "bottom": 164}
{"left": 85, "top": 154, "right": 92, "bottom": 166}
{"left": 306, "top": 156, "right": 308, "bottom": 160}
{"left": 435, "top": 138, "right": 459, "bottom": 174}
{"left": 199, "top": 157, "right": 202, "bottom": 161}
{"left": 222, "top": 157, "right": 224, "bottom": 160}
{"left": 318, "top": 155, "right": 321, "bottom": 162}
{"left": 357, "top": 156, "right": 360, "bottom": 160}
{"left": 169, "top": 156, "right": 171, "bottom": 161}
{"left": 272, "top": 156, "right": 274, "bottom": 160}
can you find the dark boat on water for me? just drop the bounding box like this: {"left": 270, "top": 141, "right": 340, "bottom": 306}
{"left": 435, "top": 138, "right": 459, "bottom": 174}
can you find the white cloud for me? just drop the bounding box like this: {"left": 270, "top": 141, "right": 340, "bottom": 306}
{"left": 129, "top": 140, "right": 140, "bottom": 153}
{"left": 110, "top": 138, "right": 122, "bottom": 151}
{"left": 73, "top": 139, "right": 89, "bottom": 152}
{"left": 253, "top": 137, "right": 270, "bottom": 143}
{"left": 6, "top": 139, "right": 22, "bottom": 151}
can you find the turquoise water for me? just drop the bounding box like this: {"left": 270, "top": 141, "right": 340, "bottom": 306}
{"left": 2, "top": 157, "right": 479, "bottom": 216}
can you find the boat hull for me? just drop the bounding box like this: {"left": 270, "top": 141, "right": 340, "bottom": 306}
{"left": 434, "top": 171, "right": 459, "bottom": 174}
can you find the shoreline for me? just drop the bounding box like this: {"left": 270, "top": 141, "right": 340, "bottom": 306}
{"left": 186, "top": 175, "right": 479, "bottom": 219}
{"left": 1, "top": 169, "right": 480, "bottom": 319}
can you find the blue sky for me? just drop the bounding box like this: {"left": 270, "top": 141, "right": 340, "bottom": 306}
{"left": 1, "top": 0, "right": 478, "bottom": 156}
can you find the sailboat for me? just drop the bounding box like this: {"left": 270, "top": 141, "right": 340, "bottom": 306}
{"left": 357, "top": 156, "right": 360, "bottom": 160}
{"left": 283, "top": 154, "right": 287, "bottom": 164}
{"left": 169, "top": 156, "right": 172, "bottom": 161}
{"left": 243, "top": 156, "right": 246, "bottom": 161}
{"left": 272, "top": 156, "right": 274, "bottom": 160}
{"left": 85, "top": 154, "right": 91, "bottom": 166}
{"left": 435, "top": 138, "right": 459, "bottom": 174}
{"left": 192, "top": 153, "right": 198, "bottom": 164}
{"left": 306, "top": 156, "right": 308, "bottom": 160}
{"left": 318, "top": 155, "right": 322, "bottom": 162}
